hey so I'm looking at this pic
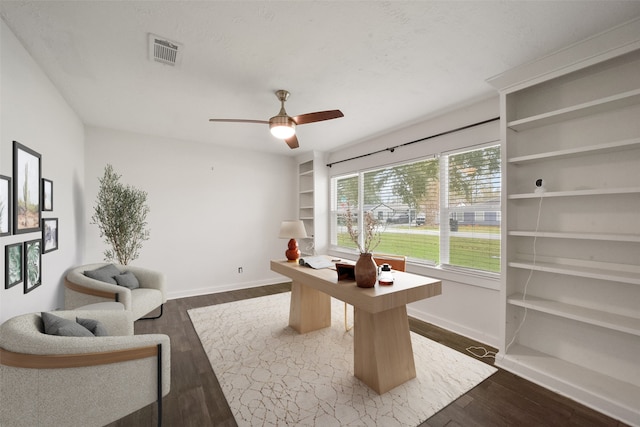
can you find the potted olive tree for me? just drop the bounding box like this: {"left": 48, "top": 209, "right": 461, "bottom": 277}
{"left": 91, "top": 164, "right": 150, "bottom": 265}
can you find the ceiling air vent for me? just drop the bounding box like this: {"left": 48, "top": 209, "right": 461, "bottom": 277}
{"left": 148, "top": 34, "right": 183, "bottom": 66}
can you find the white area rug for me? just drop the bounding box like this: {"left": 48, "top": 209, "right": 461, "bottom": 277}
{"left": 188, "top": 292, "right": 496, "bottom": 426}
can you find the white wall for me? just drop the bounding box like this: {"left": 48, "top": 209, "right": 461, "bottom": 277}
{"left": 84, "top": 126, "right": 297, "bottom": 299}
{"left": 0, "top": 19, "right": 85, "bottom": 323}
{"left": 327, "top": 96, "right": 502, "bottom": 346}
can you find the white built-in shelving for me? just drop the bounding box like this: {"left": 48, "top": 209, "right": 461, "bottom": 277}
{"left": 508, "top": 260, "right": 640, "bottom": 286}
{"left": 507, "top": 230, "right": 640, "bottom": 243}
{"left": 507, "top": 293, "right": 640, "bottom": 336}
{"left": 508, "top": 187, "right": 640, "bottom": 199}
{"left": 297, "top": 152, "right": 329, "bottom": 256}
{"left": 508, "top": 137, "right": 640, "bottom": 164}
{"left": 507, "top": 88, "right": 640, "bottom": 131}
{"left": 490, "top": 19, "right": 640, "bottom": 426}
{"left": 498, "top": 344, "right": 640, "bottom": 423}
{"left": 298, "top": 160, "right": 314, "bottom": 256}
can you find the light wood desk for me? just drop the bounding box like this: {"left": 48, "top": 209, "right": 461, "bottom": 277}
{"left": 270, "top": 259, "right": 442, "bottom": 394}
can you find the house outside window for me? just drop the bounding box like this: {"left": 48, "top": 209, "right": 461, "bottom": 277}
{"left": 331, "top": 144, "right": 500, "bottom": 274}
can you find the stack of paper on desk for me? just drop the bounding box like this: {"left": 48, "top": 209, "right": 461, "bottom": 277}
{"left": 299, "top": 256, "right": 335, "bottom": 269}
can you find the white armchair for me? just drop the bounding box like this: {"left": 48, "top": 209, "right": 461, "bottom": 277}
{"left": 0, "top": 309, "right": 170, "bottom": 427}
{"left": 65, "top": 263, "right": 166, "bottom": 320}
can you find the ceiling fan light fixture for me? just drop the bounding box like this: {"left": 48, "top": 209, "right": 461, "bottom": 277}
{"left": 269, "top": 116, "right": 296, "bottom": 139}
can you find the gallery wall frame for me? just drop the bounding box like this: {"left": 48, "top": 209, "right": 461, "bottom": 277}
{"left": 42, "top": 178, "right": 53, "bottom": 212}
{"left": 0, "top": 174, "right": 10, "bottom": 237}
{"left": 42, "top": 218, "right": 58, "bottom": 254}
{"left": 24, "top": 238, "right": 42, "bottom": 294}
{"left": 13, "top": 141, "right": 42, "bottom": 234}
{"left": 5, "top": 242, "right": 22, "bottom": 289}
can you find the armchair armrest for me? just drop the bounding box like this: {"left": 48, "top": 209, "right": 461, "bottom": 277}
{"left": 124, "top": 265, "right": 167, "bottom": 303}
{"left": 65, "top": 268, "right": 133, "bottom": 310}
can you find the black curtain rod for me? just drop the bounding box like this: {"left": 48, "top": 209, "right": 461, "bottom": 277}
{"left": 326, "top": 116, "right": 500, "bottom": 168}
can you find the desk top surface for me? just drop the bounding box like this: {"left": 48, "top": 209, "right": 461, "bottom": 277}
{"left": 271, "top": 258, "right": 442, "bottom": 313}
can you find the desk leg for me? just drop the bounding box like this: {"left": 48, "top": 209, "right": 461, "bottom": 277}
{"left": 354, "top": 305, "right": 416, "bottom": 394}
{"left": 289, "top": 281, "right": 331, "bottom": 334}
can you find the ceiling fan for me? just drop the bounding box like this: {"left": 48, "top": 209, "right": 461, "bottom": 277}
{"left": 209, "top": 90, "right": 343, "bottom": 149}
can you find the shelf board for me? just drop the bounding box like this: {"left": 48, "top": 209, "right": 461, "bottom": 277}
{"left": 508, "top": 137, "right": 640, "bottom": 164}
{"left": 508, "top": 187, "right": 640, "bottom": 199}
{"left": 299, "top": 205, "right": 314, "bottom": 210}
{"left": 508, "top": 293, "right": 640, "bottom": 336}
{"left": 299, "top": 189, "right": 314, "bottom": 194}
{"left": 497, "top": 344, "right": 640, "bottom": 425}
{"left": 507, "top": 89, "right": 640, "bottom": 131}
{"left": 507, "top": 230, "right": 640, "bottom": 242}
{"left": 299, "top": 170, "right": 314, "bottom": 177}
{"left": 508, "top": 260, "right": 640, "bottom": 285}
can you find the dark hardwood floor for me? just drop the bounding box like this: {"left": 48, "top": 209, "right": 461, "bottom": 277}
{"left": 108, "top": 283, "right": 627, "bottom": 427}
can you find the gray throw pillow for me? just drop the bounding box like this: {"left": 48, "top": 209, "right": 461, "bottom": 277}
{"left": 84, "top": 264, "right": 120, "bottom": 284}
{"left": 76, "top": 317, "right": 109, "bottom": 337}
{"left": 114, "top": 271, "right": 140, "bottom": 289}
{"left": 41, "top": 312, "right": 94, "bottom": 337}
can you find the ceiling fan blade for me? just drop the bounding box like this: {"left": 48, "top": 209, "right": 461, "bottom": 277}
{"left": 209, "top": 119, "right": 269, "bottom": 124}
{"left": 292, "top": 110, "right": 344, "bottom": 125}
{"left": 285, "top": 134, "right": 299, "bottom": 149}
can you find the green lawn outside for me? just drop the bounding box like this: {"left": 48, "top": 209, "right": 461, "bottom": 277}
{"left": 337, "top": 231, "right": 500, "bottom": 273}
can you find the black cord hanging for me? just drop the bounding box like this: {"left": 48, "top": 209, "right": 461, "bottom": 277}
{"left": 326, "top": 117, "right": 499, "bottom": 167}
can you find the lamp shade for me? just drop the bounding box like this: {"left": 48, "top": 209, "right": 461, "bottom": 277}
{"left": 279, "top": 220, "right": 308, "bottom": 239}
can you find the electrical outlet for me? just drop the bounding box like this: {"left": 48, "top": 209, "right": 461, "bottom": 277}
{"left": 238, "top": 267, "right": 243, "bottom": 273}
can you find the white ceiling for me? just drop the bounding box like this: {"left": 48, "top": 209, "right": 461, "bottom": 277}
{"left": 2, "top": 1, "right": 640, "bottom": 156}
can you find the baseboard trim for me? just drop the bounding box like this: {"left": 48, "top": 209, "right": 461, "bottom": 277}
{"left": 167, "top": 279, "right": 291, "bottom": 300}
{"left": 407, "top": 305, "right": 499, "bottom": 348}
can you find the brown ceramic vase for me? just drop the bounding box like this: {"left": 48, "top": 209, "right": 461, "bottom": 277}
{"left": 355, "top": 252, "right": 377, "bottom": 288}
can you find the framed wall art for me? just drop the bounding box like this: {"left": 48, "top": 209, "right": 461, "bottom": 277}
{"left": 13, "top": 141, "right": 42, "bottom": 234}
{"left": 42, "top": 218, "right": 58, "bottom": 253}
{"left": 5, "top": 242, "right": 22, "bottom": 289}
{"left": 0, "top": 175, "right": 10, "bottom": 237}
{"left": 24, "top": 238, "right": 42, "bottom": 294}
{"left": 42, "top": 178, "right": 53, "bottom": 211}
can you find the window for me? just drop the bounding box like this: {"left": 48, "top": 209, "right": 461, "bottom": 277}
{"left": 442, "top": 145, "right": 501, "bottom": 272}
{"left": 331, "top": 144, "right": 500, "bottom": 274}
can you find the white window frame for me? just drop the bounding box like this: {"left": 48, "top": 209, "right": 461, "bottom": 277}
{"left": 330, "top": 141, "right": 500, "bottom": 278}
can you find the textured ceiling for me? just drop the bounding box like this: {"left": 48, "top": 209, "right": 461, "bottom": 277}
{"left": 2, "top": 1, "right": 640, "bottom": 156}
